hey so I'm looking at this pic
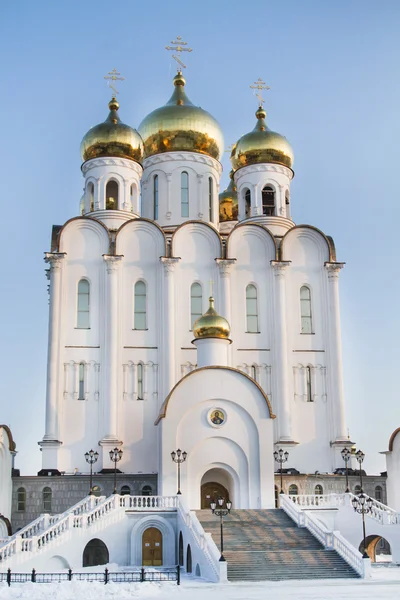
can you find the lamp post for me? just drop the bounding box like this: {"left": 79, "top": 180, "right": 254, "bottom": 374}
{"left": 210, "top": 497, "right": 232, "bottom": 562}
{"left": 273, "top": 448, "right": 289, "bottom": 494}
{"left": 171, "top": 449, "right": 187, "bottom": 495}
{"left": 341, "top": 447, "right": 351, "bottom": 493}
{"left": 355, "top": 449, "right": 365, "bottom": 491}
{"left": 352, "top": 492, "right": 373, "bottom": 558}
{"left": 84, "top": 449, "right": 99, "bottom": 495}
{"left": 109, "top": 447, "right": 123, "bottom": 494}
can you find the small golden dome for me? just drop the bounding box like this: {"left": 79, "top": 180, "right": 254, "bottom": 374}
{"left": 138, "top": 72, "right": 224, "bottom": 160}
{"left": 81, "top": 97, "right": 144, "bottom": 163}
{"left": 193, "top": 296, "right": 231, "bottom": 340}
{"left": 231, "top": 106, "right": 294, "bottom": 171}
{"left": 219, "top": 170, "right": 238, "bottom": 222}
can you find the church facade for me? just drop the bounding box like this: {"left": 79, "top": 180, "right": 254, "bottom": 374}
{"left": 11, "top": 68, "right": 385, "bottom": 526}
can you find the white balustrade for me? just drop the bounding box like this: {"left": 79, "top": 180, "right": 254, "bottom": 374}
{"left": 120, "top": 495, "right": 178, "bottom": 511}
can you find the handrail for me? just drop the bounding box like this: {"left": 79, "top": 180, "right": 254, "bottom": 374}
{"left": 119, "top": 495, "right": 178, "bottom": 510}
{"left": 280, "top": 494, "right": 367, "bottom": 577}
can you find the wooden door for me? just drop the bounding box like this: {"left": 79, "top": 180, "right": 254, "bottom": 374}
{"left": 142, "top": 527, "right": 162, "bottom": 566}
{"left": 201, "top": 482, "right": 230, "bottom": 509}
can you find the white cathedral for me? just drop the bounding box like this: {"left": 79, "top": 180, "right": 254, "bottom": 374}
{"left": 2, "top": 62, "right": 400, "bottom": 580}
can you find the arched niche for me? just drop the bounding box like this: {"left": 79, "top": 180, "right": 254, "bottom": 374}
{"left": 82, "top": 538, "right": 109, "bottom": 567}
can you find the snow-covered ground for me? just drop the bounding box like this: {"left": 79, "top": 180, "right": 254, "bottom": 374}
{"left": 1, "top": 568, "right": 400, "bottom": 600}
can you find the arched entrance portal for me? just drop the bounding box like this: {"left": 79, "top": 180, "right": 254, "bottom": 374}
{"left": 359, "top": 535, "right": 391, "bottom": 563}
{"left": 142, "top": 527, "right": 163, "bottom": 566}
{"left": 201, "top": 468, "right": 233, "bottom": 509}
{"left": 82, "top": 539, "right": 109, "bottom": 567}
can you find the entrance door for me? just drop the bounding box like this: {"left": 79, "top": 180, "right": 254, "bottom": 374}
{"left": 201, "top": 482, "right": 230, "bottom": 509}
{"left": 142, "top": 527, "right": 162, "bottom": 566}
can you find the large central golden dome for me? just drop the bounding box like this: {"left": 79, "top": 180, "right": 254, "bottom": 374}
{"left": 231, "top": 107, "right": 294, "bottom": 171}
{"left": 81, "top": 97, "right": 144, "bottom": 163}
{"left": 138, "top": 72, "right": 224, "bottom": 160}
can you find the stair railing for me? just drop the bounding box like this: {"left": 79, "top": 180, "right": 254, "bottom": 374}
{"left": 280, "top": 494, "right": 370, "bottom": 578}
{"left": 119, "top": 495, "right": 178, "bottom": 510}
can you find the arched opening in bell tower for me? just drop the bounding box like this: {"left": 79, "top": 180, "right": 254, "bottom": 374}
{"left": 262, "top": 185, "right": 275, "bottom": 216}
{"left": 105, "top": 180, "right": 119, "bottom": 210}
{"left": 200, "top": 468, "right": 233, "bottom": 509}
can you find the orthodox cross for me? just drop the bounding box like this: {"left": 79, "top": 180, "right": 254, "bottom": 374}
{"left": 209, "top": 278, "right": 215, "bottom": 297}
{"left": 250, "top": 78, "right": 270, "bottom": 107}
{"left": 104, "top": 68, "right": 125, "bottom": 96}
{"left": 165, "top": 36, "right": 193, "bottom": 70}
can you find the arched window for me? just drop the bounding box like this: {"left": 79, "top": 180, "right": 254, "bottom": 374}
{"left": 288, "top": 484, "right": 298, "bottom": 496}
{"left": 17, "top": 487, "right": 26, "bottom": 512}
{"left": 77, "top": 279, "right": 90, "bottom": 329}
{"left": 181, "top": 171, "right": 189, "bottom": 217}
{"left": 130, "top": 184, "right": 136, "bottom": 212}
{"left": 137, "top": 363, "right": 143, "bottom": 400}
{"left": 186, "top": 544, "right": 192, "bottom": 573}
{"left": 208, "top": 177, "right": 213, "bottom": 221}
{"left": 244, "top": 188, "right": 251, "bottom": 218}
{"left": 314, "top": 484, "right": 323, "bottom": 495}
{"left": 190, "top": 283, "right": 203, "bottom": 330}
{"left": 354, "top": 485, "right": 362, "bottom": 495}
{"left": 142, "top": 485, "right": 153, "bottom": 496}
{"left": 43, "top": 487, "right": 52, "bottom": 512}
{"left": 92, "top": 485, "right": 102, "bottom": 497}
{"left": 262, "top": 185, "right": 275, "bottom": 216}
{"left": 375, "top": 486, "right": 383, "bottom": 502}
{"left": 120, "top": 485, "right": 131, "bottom": 496}
{"left": 105, "top": 180, "right": 119, "bottom": 210}
{"left": 88, "top": 182, "right": 94, "bottom": 211}
{"left": 285, "top": 190, "right": 290, "bottom": 218}
{"left": 300, "top": 286, "right": 312, "bottom": 333}
{"left": 246, "top": 284, "right": 259, "bottom": 333}
{"left": 153, "top": 175, "right": 159, "bottom": 219}
{"left": 134, "top": 281, "right": 147, "bottom": 330}
{"left": 78, "top": 362, "right": 85, "bottom": 400}
{"left": 306, "top": 366, "right": 313, "bottom": 402}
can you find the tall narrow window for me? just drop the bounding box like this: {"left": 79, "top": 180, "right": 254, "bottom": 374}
{"left": 244, "top": 188, "right": 251, "bottom": 218}
{"left": 375, "top": 486, "right": 383, "bottom": 502}
{"left": 153, "top": 175, "right": 159, "bottom": 220}
{"left": 246, "top": 284, "right": 259, "bottom": 333}
{"left": 181, "top": 171, "right": 189, "bottom": 217}
{"left": 190, "top": 283, "right": 203, "bottom": 329}
{"left": 130, "top": 184, "right": 135, "bottom": 212}
{"left": 78, "top": 362, "right": 85, "bottom": 400}
{"left": 77, "top": 279, "right": 90, "bottom": 329}
{"left": 306, "top": 366, "right": 312, "bottom": 402}
{"left": 17, "top": 487, "right": 26, "bottom": 512}
{"left": 314, "top": 484, "right": 323, "bottom": 495}
{"left": 89, "top": 183, "right": 94, "bottom": 211}
{"left": 106, "top": 180, "right": 119, "bottom": 210}
{"left": 300, "top": 286, "right": 312, "bottom": 333}
{"left": 43, "top": 487, "right": 52, "bottom": 512}
{"left": 134, "top": 281, "right": 147, "bottom": 330}
{"left": 262, "top": 185, "right": 275, "bottom": 215}
{"left": 208, "top": 177, "right": 213, "bottom": 221}
{"left": 137, "top": 363, "right": 143, "bottom": 400}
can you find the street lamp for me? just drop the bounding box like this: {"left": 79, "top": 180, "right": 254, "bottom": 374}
{"left": 109, "top": 447, "right": 123, "bottom": 494}
{"left": 210, "top": 496, "right": 232, "bottom": 562}
{"left": 341, "top": 447, "right": 351, "bottom": 493}
{"left": 273, "top": 448, "right": 289, "bottom": 494}
{"left": 355, "top": 449, "right": 365, "bottom": 492}
{"left": 171, "top": 449, "right": 187, "bottom": 495}
{"left": 352, "top": 492, "right": 373, "bottom": 558}
{"left": 84, "top": 449, "right": 99, "bottom": 495}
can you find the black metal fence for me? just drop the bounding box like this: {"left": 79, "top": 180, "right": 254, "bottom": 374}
{"left": 0, "top": 566, "right": 180, "bottom": 586}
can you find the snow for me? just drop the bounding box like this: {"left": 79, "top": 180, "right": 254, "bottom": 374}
{"left": 1, "top": 569, "right": 400, "bottom": 600}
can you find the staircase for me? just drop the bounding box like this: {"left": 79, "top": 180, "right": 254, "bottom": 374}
{"left": 196, "top": 509, "right": 360, "bottom": 581}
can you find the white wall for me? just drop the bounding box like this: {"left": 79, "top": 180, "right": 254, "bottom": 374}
{"left": 386, "top": 429, "right": 400, "bottom": 511}
{"left": 0, "top": 426, "right": 14, "bottom": 522}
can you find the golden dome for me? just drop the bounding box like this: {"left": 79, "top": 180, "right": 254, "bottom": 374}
{"left": 193, "top": 296, "right": 231, "bottom": 340}
{"left": 138, "top": 72, "right": 224, "bottom": 160}
{"left": 231, "top": 107, "right": 294, "bottom": 171}
{"left": 81, "top": 97, "right": 144, "bottom": 163}
{"left": 219, "top": 170, "right": 238, "bottom": 222}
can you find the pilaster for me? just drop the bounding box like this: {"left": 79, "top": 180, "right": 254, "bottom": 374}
{"left": 160, "top": 257, "right": 180, "bottom": 397}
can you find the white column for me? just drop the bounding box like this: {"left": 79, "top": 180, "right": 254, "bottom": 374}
{"left": 102, "top": 255, "right": 123, "bottom": 441}
{"left": 216, "top": 259, "right": 235, "bottom": 324}
{"left": 326, "top": 262, "right": 347, "bottom": 441}
{"left": 253, "top": 183, "right": 261, "bottom": 216}
{"left": 43, "top": 252, "right": 66, "bottom": 441}
{"left": 271, "top": 261, "right": 293, "bottom": 441}
{"left": 160, "top": 258, "right": 180, "bottom": 396}
{"left": 197, "top": 174, "right": 204, "bottom": 219}
{"left": 166, "top": 172, "right": 172, "bottom": 221}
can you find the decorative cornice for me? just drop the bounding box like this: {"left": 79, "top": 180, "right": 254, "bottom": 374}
{"left": 44, "top": 252, "right": 66, "bottom": 270}
{"left": 143, "top": 151, "right": 222, "bottom": 174}
{"left": 103, "top": 254, "right": 123, "bottom": 272}
{"left": 234, "top": 162, "right": 294, "bottom": 180}
{"left": 325, "top": 262, "right": 345, "bottom": 279}
{"left": 160, "top": 257, "right": 180, "bottom": 273}
{"left": 216, "top": 258, "right": 236, "bottom": 276}
{"left": 271, "top": 260, "right": 291, "bottom": 277}
{"left": 82, "top": 157, "right": 143, "bottom": 175}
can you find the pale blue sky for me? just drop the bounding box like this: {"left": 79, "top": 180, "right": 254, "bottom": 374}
{"left": 1, "top": 0, "right": 399, "bottom": 475}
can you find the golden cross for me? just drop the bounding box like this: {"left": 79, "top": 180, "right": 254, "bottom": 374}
{"left": 104, "top": 68, "right": 125, "bottom": 96}
{"left": 250, "top": 78, "right": 271, "bottom": 107}
{"left": 165, "top": 36, "right": 193, "bottom": 70}
{"left": 209, "top": 278, "right": 215, "bottom": 297}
